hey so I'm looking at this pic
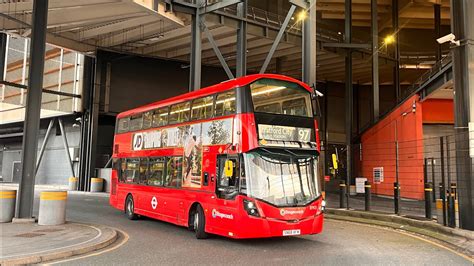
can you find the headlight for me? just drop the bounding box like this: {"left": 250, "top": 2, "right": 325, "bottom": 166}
{"left": 321, "top": 200, "right": 326, "bottom": 207}
{"left": 243, "top": 199, "right": 260, "bottom": 217}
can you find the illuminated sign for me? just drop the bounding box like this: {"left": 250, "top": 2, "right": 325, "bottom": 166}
{"left": 258, "top": 124, "right": 311, "bottom": 143}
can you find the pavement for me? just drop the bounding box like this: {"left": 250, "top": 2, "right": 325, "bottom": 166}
{"left": 0, "top": 184, "right": 472, "bottom": 265}
{"left": 326, "top": 192, "right": 429, "bottom": 218}
{"left": 0, "top": 222, "right": 118, "bottom": 265}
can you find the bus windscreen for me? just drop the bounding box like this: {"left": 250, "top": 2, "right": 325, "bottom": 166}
{"left": 250, "top": 79, "right": 312, "bottom": 117}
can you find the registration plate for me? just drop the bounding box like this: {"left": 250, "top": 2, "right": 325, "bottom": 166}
{"left": 282, "top": 229, "right": 301, "bottom": 236}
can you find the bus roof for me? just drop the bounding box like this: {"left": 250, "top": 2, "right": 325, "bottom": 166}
{"left": 117, "top": 74, "right": 312, "bottom": 118}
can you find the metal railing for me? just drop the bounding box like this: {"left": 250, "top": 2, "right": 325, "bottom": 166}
{"left": 402, "top": 54, "right": 453, "bottom": 100}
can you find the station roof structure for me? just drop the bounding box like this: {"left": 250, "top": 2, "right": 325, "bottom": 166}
{"left": 0, "top": 0, "right": 451, "bottom": 85}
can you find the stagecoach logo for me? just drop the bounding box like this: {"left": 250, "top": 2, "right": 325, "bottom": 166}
{"left": 211, "top": 209, "right": 234, "bottom": 220}
{"left": 280, "top": 209, "right": 304, "bottom": 216}
{"left": 151, "top": 196, "right": 158, "bottom": 210}
{"left": 133, "top": 133, "right": 144, "bottom": 150}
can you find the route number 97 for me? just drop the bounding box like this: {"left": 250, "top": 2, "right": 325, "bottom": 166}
{"left": 297, "top": 129, "right": 310, "bottom": 142}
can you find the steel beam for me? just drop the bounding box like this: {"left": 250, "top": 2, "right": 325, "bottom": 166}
{"left": 260, "top": 5, "right": 296, "bottom": 74}
{"left": 236, "top": 0, "right": 247, "bottom": 77}
{"left": 434, "top": 4, "right": 442, "bottom": 62}
{"left": 392, "top": 0, "right": 400, "bottom": 102}
{"left": 189, "top": 6, "right": 202, "bottom": 91}
{"left": 202, "top": 22, "right": 235, "bottom": 80}
{"left": 58, "top": 118, "right": 75, "bottom": 177}
{"left": 322, "top": 43, "right": 370, "bottom": 49}
{"left": 451, "top": 0, "right": 474, "bottom": 230}
{"left": 16, "top": 0, "right": 49, "bottom": 219}
{"left": 199, "top": 0, "right": 241, "bottom": 14}
{"left": 303, "top": 0, "right": 317, "bottom": 86}
{"left": 345, "top": 0, "right": 353, "bottom": 210}
{"left": 35, "top": 119, "right": 55, "bottom": 174}
{"left": 371, "top": 0, "right": 380, "bottom": 122}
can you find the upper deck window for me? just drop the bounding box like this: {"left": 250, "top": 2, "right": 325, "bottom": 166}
{"left": 250, "top": 79, "right": 312, "bottom": 117}
{"left": 143, "top": 111, "right": 153, "bottom": 129}
{"left": 215, "top": 90, "right": 236, "bottom": 117}
{"left": 191, "top": 96, "right": 214, "bottom": 120}
{"left": 129, "top": 114, "right": 143, "bottom": 131}
{"left": 152, "top": 107, "right": 169, "bottom": 127}
{"left": 169, "top": 101, "right": 191, "bottom": 124}
{"left": 117, "top": 117, "right": 130, "bottom": 133}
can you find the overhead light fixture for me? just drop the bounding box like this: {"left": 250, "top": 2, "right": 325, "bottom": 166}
{"left": 436, "top": 33, "right": 460, "bottom": 46}
{"left": 384, "top": 34, "right": 395, "bottom": 45}
{"left": 297, "top": 11, "right": 307, "bottom": 21}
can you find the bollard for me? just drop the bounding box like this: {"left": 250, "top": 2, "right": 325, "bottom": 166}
{"left": 0, "top": 190, "right": 16, "bottom": 223}
{"left": 447, "top": 190, "right": 456, "bottom": 228}
{"left": 38, "top": 191, "right": 67, "bottom": 226}
{"left": 450, "top": 183, "right": 457, "bottom": 199}
{"left": 90, "top": 178, "right": 104, "bottom": 192}
{"left": 436, "top": 199, "right": 443, "bottom": 225}
{"left": 339, "top": 180, "right": 346, "bottom": 208}
{"left": 439, "top": 182, "right": 447, "bottom": 226}
{"left": 364, "top": 181, "right": 371, "bottom": 211}
{"left": 424, "top": 182, "right": 433, "bottom": 219}
{"left": 68, "top": 177, "right": 78, "bottom": 191}
{"left": 394, "top": 182, "right": 400, "bottom": 215}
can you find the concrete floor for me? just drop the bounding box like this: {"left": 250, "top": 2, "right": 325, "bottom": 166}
{"left": 39, "top": 193, "right": 470, "bottom": 265}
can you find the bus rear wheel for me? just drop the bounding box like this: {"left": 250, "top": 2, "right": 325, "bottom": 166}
{"left": 193, "top": 205, "right": 208, "bottom": 239}
{"left": 125, "top": 195, "right": 138, "bottom": 220}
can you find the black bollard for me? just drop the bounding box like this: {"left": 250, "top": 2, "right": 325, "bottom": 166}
{"left": 364, "top": 181, "right": 371, "bottom": 211}
{"left": 448, "top": 184, "right": 456, "bottom": 228}
{"left": 339, "top": 180, "right": 346, "bottom": 209}
{"left": 439, "top": 182, "right": 447, "bottom": 226}
{"left": 394, "top": 182, "right": 400, "bottom": 215}
{"left": 424, "top": 182, "right": 433, "bottom": 219}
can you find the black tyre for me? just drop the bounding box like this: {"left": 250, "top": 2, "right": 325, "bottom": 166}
{"left": 193, "top": 205, "right": 208, "bottom": 239}
{"left": 125, "top": 195, "right": 138, "bottom": 220}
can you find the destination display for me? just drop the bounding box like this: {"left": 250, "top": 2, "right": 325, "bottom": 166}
{"left": 258, "top": 124, "right": 312, "bottom": 143}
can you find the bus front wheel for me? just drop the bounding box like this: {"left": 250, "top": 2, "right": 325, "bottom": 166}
{"left": 125, "top": 195, "right": 138, "bottom": 220}
{"left": 193, "top": 205, "right": 208, "bottom": 239}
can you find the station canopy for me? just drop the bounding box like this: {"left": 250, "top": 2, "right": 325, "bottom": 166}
{"left": 0, "top": 0, "right": 451, "bottom": 84}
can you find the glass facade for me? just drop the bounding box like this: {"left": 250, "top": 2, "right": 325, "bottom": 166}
{"left": 0, "top": 33, "right": 85, "bottom": 124}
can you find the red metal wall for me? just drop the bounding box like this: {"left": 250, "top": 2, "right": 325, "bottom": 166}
{"left": 359, "top": 95, "right": 425, "bottom": 200}
{"left": 421, "top": 99, "right": 454, "bottom": 124}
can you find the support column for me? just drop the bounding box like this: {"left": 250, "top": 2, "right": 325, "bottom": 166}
{"left": 392, "top": 0, "right": 400, "bottom": 102}
{"left": 344, "top": 0, "right": 352, "bottom": 209}
{"left": 302, "top": 0, "right": 317, "bottom": 86}
{"left": 371, "top": 0, "right": 380, "bottom": 122}
{"left": 451, "top": 0, "right": 473, "bottom": 230}
{"left": 16, "top": 0, "right": 49, "bottom": 219}
{"left": 78, "top": 56, "right": 94, "bottom": 191}
{"left": 189, "top": 6, "right": 202, "bottom": 91}
{"left": 236, "top": 0, "right": 247, "bottom": 77}
{"left": 0, "top": 33, "right": 7, "bottom": 80}
{"left": 86, "top": 57, "right": 102, "bottom": 191}
{"left": 434, "top": 4, "right": 442, "bottom": 62}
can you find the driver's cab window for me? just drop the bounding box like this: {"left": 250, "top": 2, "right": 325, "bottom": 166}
{"left": 217, "top": 156, "right": 238, "bottom": 199}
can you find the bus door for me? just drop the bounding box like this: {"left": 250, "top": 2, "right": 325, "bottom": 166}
{"left": 207, "top": 155, "right": 239, "bottom": 231}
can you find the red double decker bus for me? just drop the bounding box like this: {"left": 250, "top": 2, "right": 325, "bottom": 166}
{"left": 109, "top": 74, "right": 324, "bottom": 239}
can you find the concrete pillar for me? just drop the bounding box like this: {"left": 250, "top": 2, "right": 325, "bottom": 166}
{"left": 68, "top": 177, "right": 78, "bottom": 191}
{"left": 90, "top": 178, "right": 104, "bottom": 192}
{"left": 38, "top": 191, "right": 67, "bottom": 226}
{"left": 0, "top": 190, "right": 16, "bottom": 222}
